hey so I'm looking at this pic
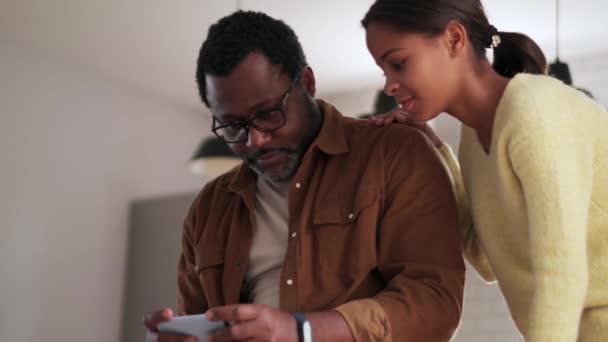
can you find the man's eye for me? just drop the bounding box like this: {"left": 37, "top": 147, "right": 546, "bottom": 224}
{"left": 221, "top": 122, "right": 244, "bottom": 133}
{"left": 256, "top": 111, "right": 273, "bottom": 120}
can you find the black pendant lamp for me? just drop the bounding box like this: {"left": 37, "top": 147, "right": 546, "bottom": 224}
{"left": 188, "top": 136, "right": 240, "bottom": 177}
{"left": 548, "top": 0, "right": 594, "bottom": 98}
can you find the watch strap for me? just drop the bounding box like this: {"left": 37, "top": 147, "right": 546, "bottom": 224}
{"left": 293, "top": 312, "right": 306, "bottom": 342}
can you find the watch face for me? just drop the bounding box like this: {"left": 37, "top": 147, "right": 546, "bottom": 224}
{"left": 303, "top": 321, "right": 312, "bottom": 342}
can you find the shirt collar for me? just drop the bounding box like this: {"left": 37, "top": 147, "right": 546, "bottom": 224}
{"left": 311, "top": 99, "right": 349, "bottom": 156}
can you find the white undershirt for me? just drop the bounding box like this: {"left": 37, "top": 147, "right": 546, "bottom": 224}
{"left": 244, "top": 177, "right": 290, "bottom": 308}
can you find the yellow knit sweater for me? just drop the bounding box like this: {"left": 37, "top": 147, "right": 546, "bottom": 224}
{"left": 439, "top": 73, "right": 608, "bottom": 341}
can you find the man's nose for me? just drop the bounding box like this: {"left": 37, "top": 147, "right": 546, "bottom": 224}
{"left": 246, "top": 127, "right": 272, "bottom": 149}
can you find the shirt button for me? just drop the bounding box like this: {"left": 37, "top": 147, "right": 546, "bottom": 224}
{"left": 348, "top": 213, "right": 355, "bottom": 220}
{"left": 286, "top": 279, "right": 294, "bottom": 286}
{"left": 291, "top": 232, "right": 297, "bottom": 238}
{"left": 194, "top": 265, "right": 199, "bottom": 272}
{"left": 295, "top": 182, "right": 301, "bottom": 189}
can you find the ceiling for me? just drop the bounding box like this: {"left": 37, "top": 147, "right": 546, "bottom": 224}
{"left": 2, "top": 0, "right": 607, "bottom": 112}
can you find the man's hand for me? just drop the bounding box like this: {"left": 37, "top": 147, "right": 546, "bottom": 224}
{"left": 368, "top": 107, "right": 444, "bottom": 148}
{"left": 143, "top": 308, "right": 198, "bottom": 342}
{"left": 205, "top": 304, "right": 298, "bottom": 342}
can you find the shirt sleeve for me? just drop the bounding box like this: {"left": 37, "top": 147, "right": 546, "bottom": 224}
{"left": 509, "top": 119, "right": 591, "bottom": 342}
{"left": 176, "top": 196, "right": 209, "bottom": 315}
{"left": 334, "top": 299, "right": 391, "bottom": 341}
{"left": 336, "top": 128, "right": 466, "bottom": 341}
{"left": 436, "top": 144, "right": 495, "bottom": 282}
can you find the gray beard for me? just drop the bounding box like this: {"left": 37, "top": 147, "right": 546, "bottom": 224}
{"left": 247, "top": 150, "right": 302, "bottom": 182}
{"left": 247, "top": 94, "right": 323, "bottom": 183}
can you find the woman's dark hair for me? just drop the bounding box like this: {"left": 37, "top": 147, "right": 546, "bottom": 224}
{"left": 362, "top": 0, "right": 547, "bottom": 77}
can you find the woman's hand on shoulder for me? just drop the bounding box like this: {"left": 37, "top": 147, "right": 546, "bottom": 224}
{"left": 367, "top": 107, "right": 444, "bottom": 148}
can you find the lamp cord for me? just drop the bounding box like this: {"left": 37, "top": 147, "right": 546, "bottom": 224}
{"left": 555, "top": 0, "right": 560, "bottom": 60}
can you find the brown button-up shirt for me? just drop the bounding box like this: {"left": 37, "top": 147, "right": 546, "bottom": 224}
{"left": 177, "top": 100, "right": 465, "bottom": 341}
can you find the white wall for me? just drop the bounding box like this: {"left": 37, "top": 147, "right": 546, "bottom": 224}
{"left": 0, "top": 42, "right": 211, "bottom": 342}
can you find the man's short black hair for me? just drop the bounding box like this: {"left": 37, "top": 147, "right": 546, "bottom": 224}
{"left": 196, "top": 10, "right": 308, "bottom": 107}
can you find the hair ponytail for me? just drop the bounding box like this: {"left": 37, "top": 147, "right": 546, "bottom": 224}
{"left": 492, "top": 31, "right": 547, "bottom": 77}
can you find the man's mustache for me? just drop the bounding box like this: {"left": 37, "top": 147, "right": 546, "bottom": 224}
{"left": 246, "top": 147, "right": 298, "bottom": 161}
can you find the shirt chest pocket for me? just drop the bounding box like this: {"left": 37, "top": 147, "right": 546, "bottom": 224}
{"left": 311, "top": 187, "right": 380, "bottom": 277}
{"left": 312, "top": 186, "right": 380, "bottom": 225}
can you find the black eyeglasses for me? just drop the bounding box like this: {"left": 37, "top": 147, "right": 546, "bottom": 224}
{"left": 211, "top": 74, "right": 302, "bottom": 144}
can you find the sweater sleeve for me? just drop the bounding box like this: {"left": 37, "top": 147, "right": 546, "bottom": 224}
{"left": 509, "top": 118, "right": 592, "bottom": 342}
{"left": 436, "top": 144, "right": 495, "bottom": 282}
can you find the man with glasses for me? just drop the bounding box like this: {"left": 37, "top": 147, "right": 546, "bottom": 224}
{"left": 144, "top": 11, "right": 464, "bottom": 342}
{"left": 209, "top": 72, "right": 313, "bottom": 184}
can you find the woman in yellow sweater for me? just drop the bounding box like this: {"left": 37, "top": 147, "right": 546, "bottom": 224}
{"left": 362, "top": 0, "right": 608, "bottom": 341}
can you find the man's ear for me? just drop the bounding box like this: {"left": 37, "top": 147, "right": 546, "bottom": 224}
{"left": 443, "top": 20, "right": 467, "bottom": 58}
{"left": 301, "top": 66, "right": 316, "bottom": 96}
